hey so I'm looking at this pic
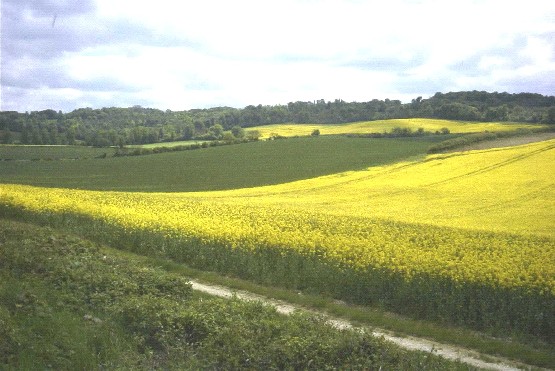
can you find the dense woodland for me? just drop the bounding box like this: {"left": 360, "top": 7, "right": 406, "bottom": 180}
{"left": 1, "top": 91, "right": 554, "bottom": 146}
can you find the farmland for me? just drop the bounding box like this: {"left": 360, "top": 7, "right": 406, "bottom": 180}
{"left": 1, "top": 219, "right": 467, "bottom": 369}
{"left": 0, "top": 135, "right": 444, "bottom": 192}
{"left": 0, "top": 144, "right": 116, "bottom": 160}
{"left": 250, "top": 118, "right": 545, "bottom": 138}
{"left": 2, "top": 138, "right": 554, "bottom": 336}
{"left": 1, "top": 119, "right": 554, "bottom": 368}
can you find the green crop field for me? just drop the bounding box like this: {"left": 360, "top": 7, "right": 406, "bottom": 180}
{"left": 0, "top": 145, "right": 116, "bottom": 160}
{"left": 0, "top": 135, "right": 447, "bottom": 192}
{"left": 2, "top": 118, "right": 554, "bottom": 369}
{"left": 126, "top": 140, "right": 207, "bottom": 149}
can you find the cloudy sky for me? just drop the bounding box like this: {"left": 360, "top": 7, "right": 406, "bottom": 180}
{"left": 2, "top": 0, "right": 554, "bottom": 113}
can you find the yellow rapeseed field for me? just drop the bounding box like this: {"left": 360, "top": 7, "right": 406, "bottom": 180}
{"left": 1, "top": 140, "right": 554, "bottom": 296}
{"left": 251, "top": 119, "right": 545, "bottom": 138}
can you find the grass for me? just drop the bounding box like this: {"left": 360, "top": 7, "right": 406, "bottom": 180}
{"left": 0, "top": 135, "right": 446, "bottom": 192}
{"left": 0, "top": 144, "right": 116, "bottom": 160}
{"left": 0, "top": 218, "right": 469, "bottom": 370}
{"left": 126, "top": 140, "right": 207, "bottom": 148}
{"left": 113, "top": 248, "right": 555, "bottom": 369}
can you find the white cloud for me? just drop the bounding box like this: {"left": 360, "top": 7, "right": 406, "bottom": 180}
{"left": 2, "top": 0, "right": 554, "bottom": 112}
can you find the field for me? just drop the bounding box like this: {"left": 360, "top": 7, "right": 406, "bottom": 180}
{"left": 1, "top": 119, "right": 554, "bottom": 367}
{"left": 250, "top": 118, "right": 546, "bottom": 138}
{"left": 2, "top": 138, "right": 554, "bottom": 338}
{"left": 0, "top": 135, "right": 445, "bottom": 192}
{"left": 126, "top": 139, "right": 207, "bottom": 148}
{"left": 0, "top": 145, "right": 116, "bottom": 160}
{"left": 1, "top": 219, "right": 466, "bottom": 369}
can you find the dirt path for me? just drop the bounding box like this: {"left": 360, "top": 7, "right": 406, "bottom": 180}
{"left": 452, "top": 132, "right": 555, "bottom": 152}
{"left": 189, "top": 280, "right": 534, "bottom": 371}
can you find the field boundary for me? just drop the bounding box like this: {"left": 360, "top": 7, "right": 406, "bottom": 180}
{"left": 189, "top": 280, "right": 529, "bottom": 371}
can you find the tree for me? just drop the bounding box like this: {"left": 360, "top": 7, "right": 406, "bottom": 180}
{"left": 246, "top": 130, "right": 261, "bottom": 141}
{"left": 182, "top": 124, "right": 195, "bottom": 140}
{"left": 2, "top": 130, "right": 13, "bottom": 144}
{"left": 545, "top": 107, "right": 555, "bottom": 124}
{"left": 207, "top": 124, "right": 224, "bottom": 139}
{"left": 485, "top": 105, "right": 509, "bottom": 121}
{"left": 231, "top": 125, "right": 245, "bottom": 139}
{"left": 311, "top": 129, "right": 320, "bottom": 136}
{"left": 435, "top": 102, "right": 481, "bottom": 121}
{"left": 222, "top": 131, "right": 235, "bottom": 143}
{"left": 20, "top": 125, "right": 30, "bottom": 144}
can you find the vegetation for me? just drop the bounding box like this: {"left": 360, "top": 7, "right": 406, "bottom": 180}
{"left": 0, "top": 91, "right": 553, "bottom": 147}
{"left": 0, "top": 145, "right": 117, "bottom": 160}
{"left": 1, "top": 94, "right": 554, "bottom": 369}
{"left": 2, "top": 140, "right": 553, "bottom": 346}
{"left": 0, "top": 135, "right": 442, "bottom": 192}
{"left": 427, "top": 126, "right": 554, "bottom": 153}
{"left": 249, "top": 118, "right": 544, "bottom": 139}
{"left": 1, "top": 219, "right": 468, "bottom": 369}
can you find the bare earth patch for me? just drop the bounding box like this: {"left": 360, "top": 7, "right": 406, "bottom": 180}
{"left": 452, "top": 132, "right": 555, "bottom": 152}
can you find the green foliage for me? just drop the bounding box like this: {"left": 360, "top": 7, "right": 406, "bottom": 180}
{"left": 436, "top": 102, "right": 482, "bottom": 121}
{"left": 0, "top": 145, "right": 116, "bottom": 160}
{"left": 545, "top": 107, "right": 555, "bottom": 124}
{"left": 5, "top": 201, "right": 554, "bottom": 346}
{"left": 344, "top": 126, "right": 451, "bottom": 138}
{"left": 246, "top": 129, "right": 261, "bottom": 140}
{"left": 0, "top": 219, "right": 467, "bottom": 370}
{"left": 1, "top": 91, "right": 553, "bottom": 147}
{"left": 230, "top": 125, "right": 245, "bottom": 138}
{"left": 0, "top": 136, "right": 439, "bottom": 192}
{"left": 427, "top": 127, "right": 553, "bottom": 153}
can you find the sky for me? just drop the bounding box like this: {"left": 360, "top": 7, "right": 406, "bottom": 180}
{"left": 1, "top": 0, "right": 554, "bottom": 113}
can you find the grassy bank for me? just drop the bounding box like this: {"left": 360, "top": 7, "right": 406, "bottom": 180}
{"left": 0, "top": 219, "right": 467, "bottom": 370}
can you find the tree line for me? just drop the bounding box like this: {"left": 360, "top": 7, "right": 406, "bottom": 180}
{"left": 1, "top": 91, "right": 554, "bottom": 146}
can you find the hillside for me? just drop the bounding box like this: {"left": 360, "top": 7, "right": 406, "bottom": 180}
{"left": 2, "top": 129, "right": 555, "bottom": 369}
{"left": 0, "top": 135, "right": 442, "bottom": 192}
{"left": 1, "top": 90, "right": 554, "bottom": 147}
{"left": 249, "top": 118, "right": 544, "bottom": 139}
{"left": 1, "top": 219, "right": 466, "bottom": 370}
{"left": 2, "top": 139, "right": 554, "bottom": 341}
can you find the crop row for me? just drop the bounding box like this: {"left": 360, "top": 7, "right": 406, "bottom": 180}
{"left": 1, "top": 140, "right": 553, "bottom": 341}
{"left": 1, "top": 187, "right": 553, "bottom": 341}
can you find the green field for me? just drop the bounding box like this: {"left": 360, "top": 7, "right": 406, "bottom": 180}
{"left": 0, "top": 145, "right": 116, "bottom": 160}
{"left": 0, "top": 135, "right": 448, "bottom": 192}
{"left": 126, "top": 140, "right": 207, "bottom": 149}
{"left": 2, "top": 118, "right": 554, "bottom": 369}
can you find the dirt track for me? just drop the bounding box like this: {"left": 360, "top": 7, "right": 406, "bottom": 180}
{"left": 187, "top": 133, "right": 555, "bottom": 370}
{"left": 190, "top": 280, "right": 530, "bottom": 371}
{"left": 452, "top": 132, "right": 555, "bottom": 152}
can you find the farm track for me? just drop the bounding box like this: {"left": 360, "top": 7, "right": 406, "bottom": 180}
{"left": 190, "top": 280, "right": 535, "bottom": 371}
{"left": 450, "top": 132, "right": 555, "bottom": 152}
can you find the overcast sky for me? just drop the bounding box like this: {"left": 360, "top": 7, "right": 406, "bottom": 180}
{"left": 2, "top": 0, "right": 554, "bottom": 113}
